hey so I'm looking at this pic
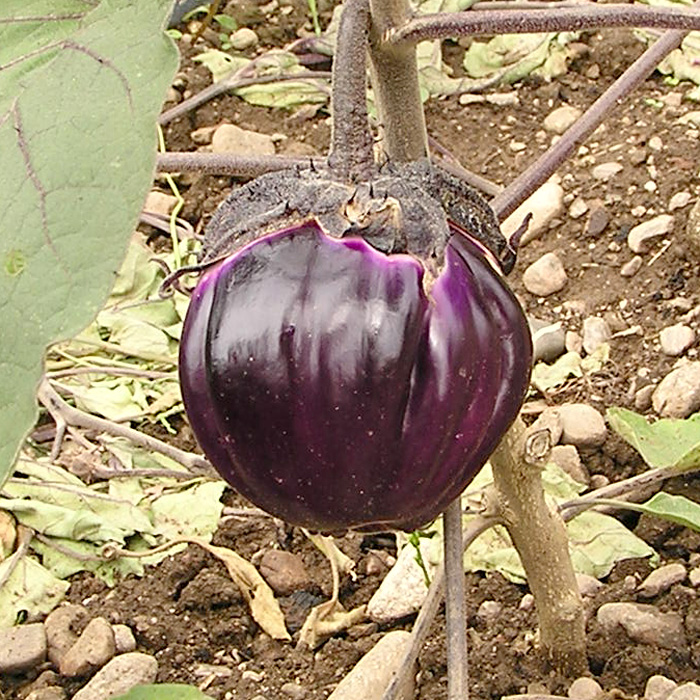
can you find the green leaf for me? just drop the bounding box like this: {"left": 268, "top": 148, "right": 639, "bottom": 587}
{"left": 113, "top": 684, "right": 213, "bottom": 700}
{"left": 0, "top": 0, "right": 179, "bottom": 488}
{"left": 629, "top": 492, "right": 700, "bottom": 531}
{"left": 607, "top": 407, "right": 700, "bottom": 470}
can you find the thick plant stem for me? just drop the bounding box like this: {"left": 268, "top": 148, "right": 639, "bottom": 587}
{"left": 490, "top": 418, "right": 587, "bottom": 675}
{"left": 444, "top": 498, "right": 468, "bottom": 700}
{"left": 368, "top": 0, "right": 428, "bottom": 161}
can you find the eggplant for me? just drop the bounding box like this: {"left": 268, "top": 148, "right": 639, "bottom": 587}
{"left": 178, "top": 212, "right": 532, "bottom": 533}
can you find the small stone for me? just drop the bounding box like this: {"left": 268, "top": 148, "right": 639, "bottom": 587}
{"left": 596, "top": 602, "right": 686, "bottom": 648}
{"left": 575, "top": 573, "right": 603, "bottom": 597}
{"left": 230, "top": 27, "right": 258, "bottom": 50}
{"left": 648, "top": 135, "right": 663, "bottom": 151}
{"left": 582, "top": 317, "right": 612, "bottom": 355}
{"left": 501, "top": 179, "right": 564, "bottom": 245}
{"left": 509, "top": 140, "right": 527, "bottom": 152}
{"left": 557, "top": 404, "right": 607, "bottom": 448}
{"left": 143, "top": 190, "right": 177, "bottom": 217}
{"left": 637, "top": 563, "right": 686, "bottom": 597}
{"left": 634, "top": 384, "right": 655, "bottom": 411}
{"left": 565, "top": 331, "right": 583, "bottom": 354}
{"left": 628, "top": 214, "right": 674, "bottom": 253}
{"left": 112, "top": 625, "right": 136, "bottom": 654}
{"left": 519, "top": 594, "right": 535, "bottom": 611}
{"left": 569, "top": 197, "right": 589, "bottom": 219}
{"left": 592, "top": 162, "right": 623, "bottom": 180}
{"left": 476, "top": 600, "right": 502, "bottom": 622}
{"left": 281, "top": 681, "right": 307, "bottom": 699}
{"left": 164, "top": 86, "right": 180, "bottom": 103}
{"left": 190, "top": 125, "right": 216, "bottom": 145}
{"left": 589, "top": 474, "right": 609, "bottom": 489}
{"left": 544, "top": 104, "right": 582, "bottom": 134}
{"left": 242, "top": 669, "right": 264, "bottom": 682}
{"left": 45, "top": 604, "right": 88, "bottom": 667}
{"left": 568, "top": 676, "right": 603, "bottom": 700}
{"left": 669, "top": 191, "right": 691, "bottom": 211}
{"left": 59, "top": 617, "right": 116, "bottom": 677}
{"left": 211, "top": 124, "right": 275, "bottom": 157}
{"left": 586, "top": 64, "right": 600, "bottom": 79}
{"left": 72, "top": 653, "right": 158, "bottom": 700}
{"left": 621, "top": 256, "right": 643, "bottom": 277}
{"left": 327, "top": 631, "right": 414, "bottom": 700}
{"left": 0, "top": 623, "right": 47, "bottom": 674}
{"left": 659, "top": 324, "right": 695, "bottom": 357}
{"left": 652, "top": 362, "right": 700, "bottom": 417}
{"left": 551, "top": 445, "right": 589, "bottom": 485}
{"left": 690, "top": 566, "right": 700, "bottom": 587}
{"left": 585, "top": 203, "right": 609, "bottom": 238}
{"left": 25, "top": 689, "right": 66, "bottom": 700}
{"left": 668, "top": 684, "right": 700, "bottom": 700}
{"left": 645, "top": 675, "right": 677, "bottom": 700}
{"left": 522, "top": 253, "right": 567, "bottom": 297}
{"left": 259, "top": 550, "right": 311, "bottom": 596}
{"left": 529, "top": 319, "right": 566, "bottom": 363}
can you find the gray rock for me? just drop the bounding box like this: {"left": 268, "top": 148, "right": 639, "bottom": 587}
{"left": 575, "top": 573, "right": 603, "bottom": 597}
{"left": 544, "top": 104, "right": 582, "bottom": 134}
{"left": 557, "top": 403, "right": 607, "bottom": 448}
{"left": 637, "top": 563, "right": 686, "bottom": 598}
{"left": 659, "top": 324, "right": 695, "bottom": 357}
{"left": 652, "top": 362, "right": 700, "bottom": 417}
{"left": 60, "top": 617, "right": 116, "bottom": 677}
{"left": 259, "top": 550, "right": 311, "bottom": 596}
{"left": 501, "top": 180, "right": 564, "bottom": 245}
{"left": 327, "top": 631, "right": 414, "bottom": 700}
{"left": 568, "top": 676, "right": 603, "bottom": 700}
{"left": 281, "top": 681, "right": 307, "bottom": 699}
{"left": 211, "top": 124, "right": 275, "bottom": 156}
{"left": 230, "top": 27, "right": 258, "bottom": 50}
{"left": 476, "top": 600, "right": 502, "bottom": 622}
{"left": 522, "top": 253, "right": 567, "bottom": 297}
{"left": 592, "top": 162, "right": 623, "bottom": 180}
{"left": 72, "top": 653, "right": 158, "bottom": 700}
{"left": 45, "top": 604, "right": 88, "bottom": 667}
{"left": 585, "top": 202, "right": 610, "bottom": 237}
{"left": 596, "top": 602, "right": 686, "bottom": 648}
{"left": 112, "top": 625, "right": 136, "bottom": 654}
{"left": 645, "top": 675, "right": 677, "bottom": 700}
{"left": 569, "top": 197, "right": 589, "bottom": 220}
{"left": 0, "top": 623, "right": 47, "bottom": 674}
{"left": 621, "top": 256, "right": 643, "bottom": 277}
{"left": 668, "top": 684, "right": 700, "bottom": 700}
{"left": 530, "top": 319, "right": 566, "bottom": 363}
{"left": 552, "top": 445, "right": 589, "bottom": 485}
{"left": 582, "top": 317, "right": 612, "bottom": 355}
{"left": 635, "top": 384, "right": 655, "bottom": 411}
{"left": 628, "top": 214, "right": 674, "bottom": 253}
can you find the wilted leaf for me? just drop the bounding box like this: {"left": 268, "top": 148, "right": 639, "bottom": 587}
{"left": 607, "top": 407, "right": 700, "bottom": 470}
{"left": 150, "top": 481, "right": 226, "bottom": 540}
{"left": 0, "top": 0, "right": 179, "bottom": 488}
{"left": 0, "top": 510, "right": 16, "bottom": 561}
{"left": 192, "top": 49, "right": 248, "bottom": 82}
{"left": 531, "top": 344, "right": 609, "bottom": 393}
{"left": 113, "top": 684, "right": 213, "bottom": 700}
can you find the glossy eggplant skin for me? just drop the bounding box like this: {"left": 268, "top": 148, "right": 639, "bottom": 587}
{"left": 179, "top": 219, "right": 532, "bottom": 533}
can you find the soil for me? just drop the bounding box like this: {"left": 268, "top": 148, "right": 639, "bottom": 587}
{"left": 4, "top": 3, "right": 700, "bottom": 699}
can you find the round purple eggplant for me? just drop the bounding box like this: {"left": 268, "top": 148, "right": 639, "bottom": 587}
{"left": 179, "top": 218, "right": 531, "bottom": 533}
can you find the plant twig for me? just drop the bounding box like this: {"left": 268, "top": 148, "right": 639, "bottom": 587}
{"left": 157, "top": 152, "right": 318, "bottom": 177}
{"left": 36, "top": 379, "right": 216, "bottom": 477}
{"left": 386, "top": 5, "right": 700, "bottom": 45}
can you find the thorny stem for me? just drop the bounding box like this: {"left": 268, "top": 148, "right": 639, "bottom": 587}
{"left": 386, "top": 5, "right": 700, "bottom": 45}
{"left": 491, "top": 11, "right": 697, "bottom": 220}
{"left": 328, "top": 0, "right": 375, "bottom": 181}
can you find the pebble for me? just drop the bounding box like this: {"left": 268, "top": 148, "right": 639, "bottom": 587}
{"left": 568, "top": 676, "right": 603, "bottom": 700}
{"left": 230, "top": 27, "right": 258, "bottom": 50}
{"left": 569, "top": 197, "right": 589, "bottom": 219}
{"left": 530, "top": 319, "right": 566, "bottom": 363}
{"left": 327, "top": 631, "right": 414, "bottom": 700}
{"left": 575, "top": 573, "right": 603, "bottom": 597}
{"left": 72, "top": 653, "right": 158, "bottom": 700}
{"left": 669, "top": 191, "right": 691, "bottom": 211}
{"left": 519, "top": 594, "right": 535, "bottom": 611}
{"left": 592, "top": 162, "right": 623, "bottom": 180}
{"left": 259, "top": 550, "right": 311, "bottom": 596}
{"left": 596, "top": 602, "right": 686, "bottom": 648}
{"left": 45, "top": 604, "right": 88, "bottom": 667}
{"left": 620, "top": 255, "right": 643, "bottom": 277}
{"left": 544, "top": 104, "right": 582, "bottom": 134}
{"left": 645, "top": 675, "right": 678, "bottom": 700}
{"left": 582, "top": 317, "right": 611, "bottom": 355}
{"left": 242, "top": 669, "right": 265, "bottom": 682}
{"left": 476, "top": 600, "right": 502, "bottom": 622}
{"left": 557, "top": 403, "right": 607, "bottom": 448}
{"left": 668, "top": 684, "right": 700, "bottom": 700}
{"left": 652, "top": 362, "right": 700, "bottom": 417}
{"left": 501, "top": 179, "right": 564, "bottom": 245}
{"left": 637, "top": 563, "right": 686, "bottom": 597}
{"left": 113, "top": 624, "right": 136, "bottom": 654}
{"left": 566, "top": 331, "right": 584, "bottom": 354}
{"left": 211, "top": 124, "right": 275, "bottom": 156}
{"left": 648, "top": 135, "right": 663, "bottom": 151}
{"left": 589, "top": 474, "right": 610, "bottom": 490}
{"left": 190, "top": 125, "right": 216, "bottom": 145}
{"left": 659, "top": 324, "right": 695, "bottom": 357}
{"left": 634, "top": 384, "right": 655, "bottom": 411}
{"left": 585, "top": 202, "right": 610, "bottom": 237}
{"left": 60, "top": 617, "right": 116, "bottom": 677}
{"left": 522, "top": 253, "right": 567, "bottom": 297}
{"left": 684, "top": 198, "right": 700, "bottom": 255}
{"left": 25, "top": 689, "right": 66, "bottom": 700}
{"left": 551, "top": 445, "right": 589, "bottom": 485}
{"left": 628, "top": 214, "right": 674, "bottom": 253}
{"left": 143, "top": 190, "right": 178, "bottom": 217}
{"left": 690, "top": 566, "right": 700, "bottom": 587}
{"left": 281, "top": 681, "right": 307, "bottom": 699}
{"left": 0, "top": 623, "right": 47, "bottom": 674}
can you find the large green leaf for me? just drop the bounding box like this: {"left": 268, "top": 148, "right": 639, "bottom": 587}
{"left": 0, "top": 0, "right": 179, "bottom": 487}
{"left": 607, "top": 407, "right": 700, "bottom": 470}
